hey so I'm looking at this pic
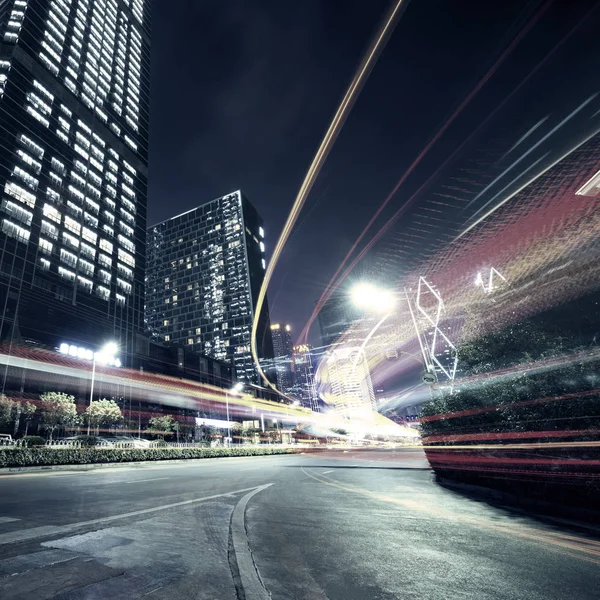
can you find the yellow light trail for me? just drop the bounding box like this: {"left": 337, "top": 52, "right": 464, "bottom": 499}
{"left": 251, "top": 0, "right": 411, "bottom": 396}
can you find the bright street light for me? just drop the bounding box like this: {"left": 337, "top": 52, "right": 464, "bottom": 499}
{"left": 224, "top": 382, "right": 244, "bottom": 446}
{"left": 350, "top": 283, "right": 396, "bottom": 313}
{"left": 87, "top": 341, "right": 119, "bottom": 434}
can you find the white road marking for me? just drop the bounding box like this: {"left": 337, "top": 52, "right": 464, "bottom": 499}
{"left": 322, "top": 470, "right": 334, "bottom": 475}
{"left": 0, "top": 485, "right": 270, "bottom": 546}
{"left": 0, "top": 517, "right": 19, "bottom": 523}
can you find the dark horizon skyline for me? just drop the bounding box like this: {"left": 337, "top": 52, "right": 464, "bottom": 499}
{"left": 147, "top": 0, "right": 600, "bottom": 345}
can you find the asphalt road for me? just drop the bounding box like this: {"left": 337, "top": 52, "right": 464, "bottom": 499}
{"left": 0, "top": 448, "right": 598, "bottom": 599}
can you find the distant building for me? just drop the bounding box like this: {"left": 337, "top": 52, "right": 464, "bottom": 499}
{"left": 145, "top": 191, "right": 274, "bottom": 384}
{"left": 318, "top": 290, "right": 361, "bottom": 349}
{"left": 0, "top": 0, "right": 151, "bottom": 365}
{"left": 320, "top": 346, "right": 375, "bottom": 420}
{"left": 291, "top": 344, "right": 318, "bottom": 411}
{"left": 270, "top": 323, "right": 293, "bottom": 393}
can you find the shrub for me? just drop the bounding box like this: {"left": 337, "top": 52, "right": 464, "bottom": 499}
{"left": 75, "top": 435, "right": 99, "bottom": 448}
{"left": 20, "top": 436, "right": 46, "bottom": 448}
{"left": 0, "top": 446, "right": 297, "bottom": 468}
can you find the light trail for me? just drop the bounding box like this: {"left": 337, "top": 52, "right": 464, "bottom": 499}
{"left": 300, "top": 0, "right": 554, "bottom": 344}
{"left": 251, "top": 0, "right": 411, "bottom": 393}
{"left": 454, "top": 121, "right": 600, "bottom": 240}
{"left": 465, "top": 93, "right": 598, "bottom": 212}
{"left": 500, "top": 115, "right": 550, "bottom": 159}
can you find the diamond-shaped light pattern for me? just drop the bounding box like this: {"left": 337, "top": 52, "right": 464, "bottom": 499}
{"left": 415, "top": 277, "right": 458, "bottom": 381}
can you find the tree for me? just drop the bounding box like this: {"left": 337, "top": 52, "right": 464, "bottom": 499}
{"left": 0, "top": 395, "right": 15, "bottom": 429}
{"left": 21, "top": 401, "right": 36, "bottom": 436}
{"left": 40, "top": 392, "right": 78, "bottom": 441}
{"left": 85, "top": 398, "right": 123, "bottom": 435}
{"left": 148, "top": 415, "right": 177, "bottom": 439}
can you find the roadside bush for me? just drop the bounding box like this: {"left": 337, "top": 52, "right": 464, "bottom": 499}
{"left": 0, "top": 446, "right": 297, "bottom": 468}
{"left": 75, "top": 435, "right": 99, "bottom": 448}
{"left": 20, "top": 436, "right": 46, "bottom": 448}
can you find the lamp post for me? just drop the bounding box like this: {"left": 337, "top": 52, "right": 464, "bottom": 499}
{"left": 225, "top": 382, "right": 244, "bottom": 446}
{"left": 87, "top": 342, "right": 119, "bottom": 435}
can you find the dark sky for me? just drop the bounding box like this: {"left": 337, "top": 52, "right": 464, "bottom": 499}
{"left": 147, "top": 0, "right": 600, "bottom": 344}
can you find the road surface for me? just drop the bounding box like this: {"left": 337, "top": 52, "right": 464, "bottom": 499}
{"left": 0, "top": 448, "right": 598, "bottom": 599}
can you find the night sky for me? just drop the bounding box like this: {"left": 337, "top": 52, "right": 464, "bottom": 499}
{"left": 147, "top": 0, "right": 600, "bottom": 344}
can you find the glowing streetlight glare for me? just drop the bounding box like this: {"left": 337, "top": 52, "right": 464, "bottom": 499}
{"left": 102, "top": 341, "right": 119, "bottom": 356}
{"left": 350, "top": 283, "right": 396, "bottom": 313}
{"left": 232, "top": 382, "right": 244, "bottom": 393}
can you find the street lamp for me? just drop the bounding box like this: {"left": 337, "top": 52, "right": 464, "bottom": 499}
{"left": 349, "top": 283, "right": 397, "bottom": 369}
{"left": 350, "top": 283, "right": 396, "bottom": 313}
{"left": 87, "top": 342, "right": 119, "bottom": 435}
{"left": 225, "top": 382, "right": 244, "bottom": 446}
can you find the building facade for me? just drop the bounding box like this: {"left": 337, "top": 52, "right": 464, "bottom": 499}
{"left": 318, "top": 288, "right": 361, "bottom": 349}
{"left": 0, "top": 0, "right": 150, "bottom": 365}
{"left": 291, "top": 343, "right": 318, "bottom": 411}
{"left": 145, "top": 190, "right": 274, "bottom": 384}
{"left": 270, "top": 322, "right": 292, "bottom": 394}
{"left": 318, "top": 346, "right": 375, "bottom": 420}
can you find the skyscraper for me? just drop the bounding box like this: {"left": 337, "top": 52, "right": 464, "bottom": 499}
{"left": 291, "top": 343, "right": 318, "bottom": 411}
{"left": 318, "top": 346, "right": 376, "bottom": 420}
{"left": 270, "top": 322, "right": 292, "bottom": 394}
{"left": 318, "top": 288, "right": 361, "bottom": 349}
{"left": 145, "top": 190, "right": 274, "bottom": 384}
{"left": 0, "top": 0, "right": 150, "bottom": 362}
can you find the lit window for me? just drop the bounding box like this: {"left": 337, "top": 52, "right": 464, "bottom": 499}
{"left": 98, "top": 253, "right": 112, "bottom": 268}
{"left": 58, "top": 267, "right": 75, "bottom": 281}
{"left": 82, "top": 227, "right": 97, "bottom": 244}
{"left": 42, "top": 203, "right": 61, "bottom": 223}
{"left": 80, "top": 241, "right": 95, "bottom": 258}
{"left": 60, "top": 249, "right": 78, "bottom": 267}
{"left": 118, "top": 248, "right": 135, "bottom": 267}
{"left": 99, "top": 239, "right": 113, "bottom": 253}
{"left": 41, "top": 220, "right": 58, "bottom": 239}
{"left": 18, "top": 134, "right": 44, "bottom": 158}
{"left": 1, "top": 199, "right": 32, "bottom": 225}
{"left": 62, "top": 231, "right": 79, "bottom": 249}
{"left": 12, "top": 167, "right": 38, "bottom": 190}
{"left": 39, "top": 237, "right": 53, "bottom": 255}
{"left": 16, "top": 150, "right": 42, "bottom": 174}
{"left": 1, "top": 219, "right": 29, "bottom": 242}
{"left": 25, "top": 105, "right": 49, "bottom": 127}
{"left": 96, "top": 286, "right": 110, "bottom": 301}
{"left": 51, "top": 157, "right": 65, "bottom": 174}
{"left": 64, "top": 215, "right": 81, "bottom": 235}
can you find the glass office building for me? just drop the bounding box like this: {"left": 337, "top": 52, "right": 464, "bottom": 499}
{"left": 270, "top": 322, "right": 293, "bottom": 394}
{"left": 146, "top": 191, "right": 275, "bottom": 384}
{"left": 0, "top": 0, "right": 150, "bottom": 361}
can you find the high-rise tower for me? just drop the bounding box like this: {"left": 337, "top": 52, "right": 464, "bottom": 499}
{"left": 145, "top": 191, "right": 274, "bottom": 384}
{"left": 0, "top": 0, "right": 150, "bottom": 362}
